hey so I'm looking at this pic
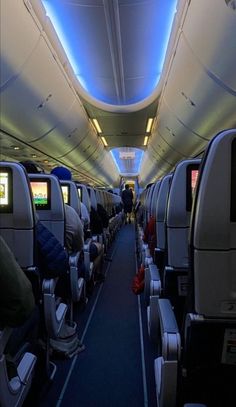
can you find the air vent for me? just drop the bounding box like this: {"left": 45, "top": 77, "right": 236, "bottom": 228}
{"left": 180, "top": 91, "right": 196, "bottom": 107}
{"left": 166, "top": 127, "right": 176, "bottom": 137}
{"left": 37, "top": 94, "right": 52, "bottom": 109}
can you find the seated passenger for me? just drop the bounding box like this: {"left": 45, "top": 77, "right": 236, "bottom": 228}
{"left": 90, "top": 206, "right": 103, "bottom": 235}
{"left": 51, "top": 166, "right": 104, "bottom": 282}
{"left": 0, "top": 236, "right": 35, "bottom": 329}
{"left": 122, "top": 184, "right": 133, "bottom": 224}
{"left": 35, "top": 218, "right": 70, "bottom": 279}
{"left": 64, "top": 203, "right": 84, "bottom": 253}
{"left": 20, "top": 161, "right": 78, "bottom": 289}
{"left": 0, "top": 236, "right": 39, "bottom": 377}
{"left": 97, "top": 202, "right": 109, "bottom": 229}
{"left": 80, "top": 201, "right": 90, "bottom": 233}
{"left": 19, "top": 160, "right": 45, "bottom": 174}
{"left": 143, "top": 216, "right": 156, "bottom": 257}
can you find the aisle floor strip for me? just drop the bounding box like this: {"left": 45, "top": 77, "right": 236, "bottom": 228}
{"left": 135, "top": 240, "right": 149, "bottom": 407}
{"left": 56, "top": 245, "right": 117, "bottom": 407}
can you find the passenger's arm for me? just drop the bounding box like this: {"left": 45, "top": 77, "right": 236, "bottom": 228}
{"left": 0, "top": 236, "right": 35, "bottom": 328}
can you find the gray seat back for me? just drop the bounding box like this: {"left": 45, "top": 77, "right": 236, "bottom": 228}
{"left": 191, "top": 129, "right": 236, "bottom": 318}
{"left": 156, "top": 174, "right": 172, "bottom": 251}
{"left": 167, "top": 159, "right": 200, "bottom": 268}
{"left": 29, "top": 174, "right": 65, "bottom": 246}
{"left": 76, "top": 183, "right": 91, "bottom": 213}
{"left": 87, "top": 186, "right": 97, "bottom": 210}
{"left": 0, "top": 162, "right": 35, "bottom": 268}
{"left": 60, "top": 180, "right": 81, "bottom": 217}
{"left": 150, "top": 180, "right": 161, "bottom": 219}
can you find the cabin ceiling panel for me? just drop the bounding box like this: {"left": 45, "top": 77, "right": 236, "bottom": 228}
{"left": 41, "top": 0, "right": 177, "bottom": 105}
{"left": 183, "top": 0, "right": 236, "bottom": 92}
{"left": 105, "top": 135, "right": 146, "bottom": 148}
{"left": 162, "top": 35, "right": 236, "bottom": 144}
{"left": 83, "top": 99, "right": 158, "bottom": 148}
{"left": 0, "top": 2, "right": 119, "bottom": 186}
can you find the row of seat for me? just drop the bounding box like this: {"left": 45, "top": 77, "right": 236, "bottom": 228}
{"left": 136, "top": 129, "right": 236, "bottom": 407}
{"left": 0, "top": 164, "right": 123, "bottom": 407}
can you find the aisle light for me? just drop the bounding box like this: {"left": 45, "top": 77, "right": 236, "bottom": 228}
{"left": 101, "top": 137, "right": 108, "bottom": 146}
{"left": 92, "top": 119, "right": 102, "bottom": 133}
{"left": 146, "top": 118, "right": 154, "bottom": 133}
{"left": 144, "top": 136, "right": 149, "bottom": 146}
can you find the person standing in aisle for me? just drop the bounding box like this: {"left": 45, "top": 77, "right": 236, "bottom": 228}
{"left": 121, "top": 184, "right": 133, "bottom": 224}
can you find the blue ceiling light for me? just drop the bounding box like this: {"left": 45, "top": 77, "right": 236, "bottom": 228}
{"left": 42, "top": 0, "right": 177, "bottom": 106}
{"left": 110, "top": 147, "right": 144, "bottom": 175}
{"left": 42, "top": 1, "right": 86, "bottom": 88}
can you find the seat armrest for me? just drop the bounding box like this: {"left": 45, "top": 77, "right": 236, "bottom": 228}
{"left": 42, "top": 278, "right": 67, "bottom": 338}
{"left": 183, "top": 405, "right": 207, "bottom": 407}
{"left": 69, "top": 251, "right": 85, "bottom": 302}
{"left": 69, "top": 251, "right": 81, "bottom": 266}
{"left": 149, "top": 264, "right": 161, "bottom": 281}
{"left": 157, "top": 299, "right": 181, "bottom": 360}
{"left": 17, "top": 352, "right": 37, "bottom": 384}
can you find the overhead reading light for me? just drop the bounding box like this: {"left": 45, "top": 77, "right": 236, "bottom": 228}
{"left": 101, "top": 137, "right": 108, "bottom": 147}
{"left": 92, "top": 119, "right": 102, "bottom": 133}
{"left": 144, "top": 136, "right": 149, "bottom": 146}
{"left": 146, "top": 118, "right": 154, "bottom": 133}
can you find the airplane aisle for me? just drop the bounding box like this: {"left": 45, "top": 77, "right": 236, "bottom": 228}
{"left": 58, "top": 222, "right": 151, "bottom": 407}
{"left": 32, "top": 222, "right": 157, "bottom": 407}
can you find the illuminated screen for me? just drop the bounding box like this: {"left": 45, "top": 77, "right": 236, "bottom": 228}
{"left": 30, "top": 180, "right": 50, "bottom": 210}
{"left": 0, "top": 168, "right": 13, "bottom": 212}
{"left": 61, "top": 185, "right": 69, "bottom": 204}
{"left": 77, "top": 187, "right": 82, "bottom": 201}
{"left": 231, "top": 138, "right": 236, "bottom": 222}
{"left": 186, "top": 164, "right": 199, "bottom": 211}
{"left": 191, "top": 170, "right": 199, "bottom": 199}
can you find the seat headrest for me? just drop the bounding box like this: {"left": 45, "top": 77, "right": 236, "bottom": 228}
{"left": 166, "top": 160, "right": 200, "bottom": 268}
{"left": 60, "top": 180, "right": 81, "bottom": 217}
{"left": 0, "top": 162, "right": 35, "bottom": 229}
{"left": 156, "top": 174, "right": 172, "bottom": 223}
{"left": 155, "top": 174, "right": 172, "bottom": 250}
{"left": 87, "top": 186, "right": 97, "bottom": 211}
{"left": 76, "top": 183, "right": 91, "bottom": 212}
{"left": 150, "top": 181, "right": 161, "bottom": 218}
{"left": 29, "top": 174, "right": 64, "bottom": 221}
{"left": 167, "top": 159, "right": 201, "bottom": 228}
{"left": 29, "top": 174, "right": 65, "bottom": 245}
{"left": 0, "top": 162, "right": 35, "bottom": 267}
{"left": 193, "top": 129, "right": 236, "bottom": 250}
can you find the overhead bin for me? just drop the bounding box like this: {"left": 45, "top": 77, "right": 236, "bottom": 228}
{"left": 183, "top": 0, "right": 236, "bottom": 93}
{"left": 1, "top": 36, "right": 81, "bottom": 143}
{"left": 143, "top": 0, "right": 236, "bottom": 184}
{"left": 163, "top": 36, "right": 236, "bottom": 141}
{"left": 154, "top": 101, "right": 207, "bottom": 158}
{"left": 0, "top": 0, "right": 119, "bottom": 186}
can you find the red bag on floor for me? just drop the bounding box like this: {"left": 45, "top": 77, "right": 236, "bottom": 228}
{"left": 132, "top": 265, "right": 145, "bottom": 294}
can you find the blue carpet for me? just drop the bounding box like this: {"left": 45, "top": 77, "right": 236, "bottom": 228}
{"left": 59, "top": 223, "right": 144, "bottom": 407}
